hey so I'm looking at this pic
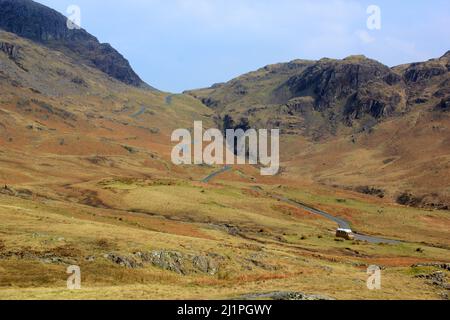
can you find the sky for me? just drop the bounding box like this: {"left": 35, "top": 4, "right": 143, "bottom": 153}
{"left": 37, "top": 0, "right": 450, "bottom": 93}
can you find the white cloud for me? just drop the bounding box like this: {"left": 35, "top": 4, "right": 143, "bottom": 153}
{"left": 356, "top": 30, "right": 375, "bottom": 44}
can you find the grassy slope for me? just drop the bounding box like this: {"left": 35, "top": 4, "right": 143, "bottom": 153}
{"left": 0, "top": 177, "right": 449, "bottom": 300}
{"left": 0, "top": 31, "right": 449, "bottom": 300}
{"left": 187, "top": 54, "right": 450, "bottom": 207}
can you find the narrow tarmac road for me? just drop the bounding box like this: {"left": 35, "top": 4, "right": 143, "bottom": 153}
{"left": 202, "top": 165, "right": 232, "bottom": 183}
{"left": 202, "top": 166, "right": 401, "bottom": 244}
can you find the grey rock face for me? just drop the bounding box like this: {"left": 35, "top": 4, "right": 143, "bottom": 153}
{"left": 237, "top": 291, "right": 335, "bottom": 301}
{"left": 143, "top": 251, "right": 187, "bottom": 275}
{"left": 104, "top": 253, "right": 143, "bottom": 269}
{"left": 415, "top": 271, "right": 449, "bottom": 290}
{"left": 403, "top": 63, "right": 448, "bottom": 83}
{"left": 436, "top": 97, "right": 450, "bottom": 112}
{"left": 143, "top": 250, "right": 220, "bottom": 275}
{"left": 107, "top": 250, "right": 220, "bottom": 276}
{"left": 284, "top": 57, "right": 398, "bottom": 110}
{"left": 283, "top": 57, "right": 405, "bottom": 124}
{"left": 192, "top": 255, "right": 219, "bottom": 275}
{"left": 0, "top": 41, "right": 19, "bottom": 59}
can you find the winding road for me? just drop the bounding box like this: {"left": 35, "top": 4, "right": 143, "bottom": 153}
{"left": 165, "top": 94, "right": 176, "bottom": 105}
{"left": 131, "top": 106, "right": 147, "bottom": 118}
{"left": 271, "top": 194, "right": 400, "bottom": 244}
{"left": 202, "top": 166, "right": 401, "bottom": 244}
{"left": 201, "top": 165, "right": 232, "bottom": 183}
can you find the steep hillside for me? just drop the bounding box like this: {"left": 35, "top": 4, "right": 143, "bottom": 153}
{"left": 0, "top": 28, "right": 213, "bottom": 194}
{"left": 187, "top": 54, "right": 450, "bottom": 209}
{"left": 0, "top": 1, "right": 449, "bottom": 301}
{"left": 395, "top": 51, "right": 450, "bottom": 109}
{"left": 187, "top": 54, "right": 450, "bottom": 133}
{"left": 0, "top": 0, "right": 149, "bottom": 88}
{"left": 186, "top": 59, "right": 314, "bottom": 109}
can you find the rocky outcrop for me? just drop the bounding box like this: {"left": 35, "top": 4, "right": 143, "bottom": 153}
{"left": 141, "top": 250, "right": 220, "bottom": 275}
{"left": 187, "top": 55, "right": 415, "bottom": 135}
{"left": 396, "top": 192, "right": 449, "bottom": 210}
{"left": 0, "top": 41, "right": 28, "bottom": 71}
{"left": 403, "top": 63, "right": 447, "bottom": 83}
{"left": 344, "top": 85, "right": 403, "bottom": 121}
{"left": 237, "top": 291, "right": 335, "bottom": 301}
{"left": 0, "top": 186, "right": 34, "bottom": 199}
{"left": 284, "top": 56, "right": 401, "bottom": 111}
{"left": 104, "top": 253, "right": 143, "bottom": 269}
{"left": 402, "top": 51, "right": 449, "bottom": 84}
{"left": 0, "top": 41, "right": 19, "bottom": 59}
{"left": 0, "top": 245, "right": 79, "bottom": 265}
{"left": 281, "top": 56, "right": 406, "bottom": 125}
{"left": 415, "top": 272, "right": 450, "bottom": 291}
{"left": 105, "top": 250, "right": 221, "bottom": 275}
{"left": 436, "top": 97, "right": 450, "bottom": 112}
{"left": 397, "top": 53, "right": 450, "bottom": 108}
{"left": 411, "top": 263, "right": 450, "bottom": 271}
{"left": 188, "top": 51, "right": 449, "bottom": 138}
{"left": 0, "top": 0, "right": 148, "bottom": 87}
{"left": 355, "top": 186, "right": 385, "bottom": 198}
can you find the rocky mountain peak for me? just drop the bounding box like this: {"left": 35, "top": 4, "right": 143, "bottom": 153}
{"left": 0, "top": 0, "right": 149, "bottom": 88}
{"left": 282, "top": 56, "right": 403, "bottom": 113}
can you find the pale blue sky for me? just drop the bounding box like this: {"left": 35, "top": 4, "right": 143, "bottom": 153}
{"left": 37, "top": 0, "right": 450, "bottom": 93}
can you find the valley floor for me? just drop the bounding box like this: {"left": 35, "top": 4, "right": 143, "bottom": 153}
{"left": 0, "top": 2, "right": 449, "bottom": 301}
{"left": 0, "top": 165, "right": 449, "bottom": 300}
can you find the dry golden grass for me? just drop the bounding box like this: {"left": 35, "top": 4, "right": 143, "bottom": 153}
{"left": 0, "top": 29, "right": 449, "bottom": 301}
{"left": 0, "top": 174, "right": 448, "bottom": 300}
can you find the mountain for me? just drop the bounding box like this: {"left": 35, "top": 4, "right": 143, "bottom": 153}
{"left": 0, "top": 0, "right": 149, "bottom": 88}
{"left": 0, "top": 6, "right": 212, "bottom": 189}
{"left": 186, "top": 54, "right": 449, "bottom": 138}
{"left": 395, "top": 51, "right": 450, "bottom": 109}
{"left": 187, "top": 53, "right": 450, "bottom": 209}
{"left": 1, "top": 0, "right": 449, "bottom": 208}
{"left": 0, "top": 1, "right": 449, "bottom": 301}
